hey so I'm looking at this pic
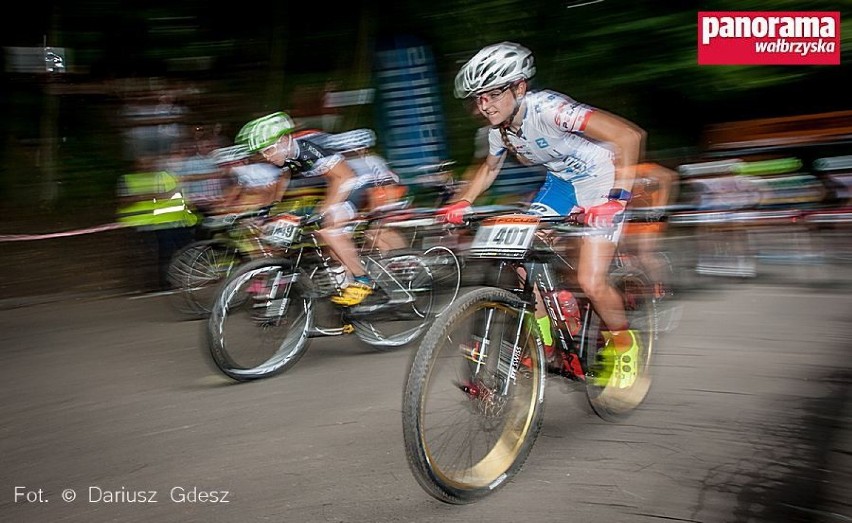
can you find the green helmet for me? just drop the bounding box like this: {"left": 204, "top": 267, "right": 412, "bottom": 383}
{"left": 237, "top": 112, "right": 296, "bottom": 152}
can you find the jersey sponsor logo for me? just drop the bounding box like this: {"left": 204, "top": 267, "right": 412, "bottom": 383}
{"left": 554, "top": 102, "right": 586, "bottom": 131}
{"left": 563, "top": 157, "right": 589, "bottom": 173}
{"left": 535, "top": 138, "right": 549, "bottom": 149}
{"left": 552, "top": 157, "right": 590, "bottom": 177}
{"left": 553, "top": 102, "right": 570, "bottom": 128}
{"left": 299, "top": 140, "right": 325, "bottom": 158}
{"left": 513, "top": 144, "right": 532, "bottom": 157}
{"left": 698, "top": 11, "right": 840, "bottom": 65}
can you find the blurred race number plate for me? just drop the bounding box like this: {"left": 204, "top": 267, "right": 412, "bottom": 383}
{"left": 468, "top": 214, "right": 540, "bottom": 259}
{"left": 263, "top": 214, "right": 301, "bottom": 246}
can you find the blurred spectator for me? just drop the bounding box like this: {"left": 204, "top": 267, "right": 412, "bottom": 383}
{"left": 121, "top": 86, "right": 189, "bottom": 161}
{"left": 209, "top": 122, "right": 233, "bottom": 148}
{"left": 155, "top": 92, "right": 187, "bottom": 148}
{"left": 115, "top": 155, "right": 197, "bottom": 291}
{"left": 165, "top": 127, "right": 228, "bottom": 216}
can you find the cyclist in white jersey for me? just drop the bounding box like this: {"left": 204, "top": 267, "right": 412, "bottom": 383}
{"left": 441, "top": 41, "right": 646, "bottom": 389}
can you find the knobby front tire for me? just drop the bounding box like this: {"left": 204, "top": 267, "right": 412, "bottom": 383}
{"left": 402, "top": 287, "right": 546, "bottom": 504}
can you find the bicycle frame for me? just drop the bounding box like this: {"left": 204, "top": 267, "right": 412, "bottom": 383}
{"left": 469, "top": 216, "right": 598, "bottom": 379}
{"left": 472, "top": 208, "right": 664, "bottom": 382}
{"left": 256, "top": 207, "right": 458, "bottom": 329}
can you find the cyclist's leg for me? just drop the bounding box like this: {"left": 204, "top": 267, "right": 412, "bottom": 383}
{"left": 372, "top": 228, "right": 406, "bottom": 253}
{"left": 632, "top": 163, "right": 677, "bottom": 296}
{"left": 525, "top": 174, "right": 583, "bottom": 372}
{"left": 573, "top": 172, "right": 639, "bottom": 388}
{"left": 577, "top": 236, "right": 627, "bottom": 329}
{"left": 319, "top": 190, "right": 386, "bottom": 306}
{"left": 364, "top": 183, "right": 409, "bottom": 254}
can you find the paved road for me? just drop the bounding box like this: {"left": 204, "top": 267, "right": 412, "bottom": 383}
{"left": 1, "top": 279, "right": 850, "bottom": 522}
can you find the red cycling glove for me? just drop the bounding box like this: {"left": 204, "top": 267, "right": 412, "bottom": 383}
{"left": 439, "top": 200, "right": 472, "bottom": 225}
{"left": 584, "top": 199, "right": 626, "bottom": 228}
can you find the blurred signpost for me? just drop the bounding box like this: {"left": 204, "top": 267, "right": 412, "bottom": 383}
{"left": 4, "top": 45, "right": 67, "bottom": 74}
{"left": 373, "top": 37, "right": 449, "bottom": 188}
{"left": 323, "top": 89, "right": 374, "bottom": 108}
{"left": 4, "top": 42, "right": 67, "bottom": 207}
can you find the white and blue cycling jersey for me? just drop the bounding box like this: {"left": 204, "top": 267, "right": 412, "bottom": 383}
{"left": 487, "top": 90, "right": 616, "bottom": 216}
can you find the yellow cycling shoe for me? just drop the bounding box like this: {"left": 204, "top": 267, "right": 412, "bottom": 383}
{"left": 592, "top": 330, "right": 640, "bottom": 389}
{"left": 330, "top": 282, "right": 374, "bottom": 306}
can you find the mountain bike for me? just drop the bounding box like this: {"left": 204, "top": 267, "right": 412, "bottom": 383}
{"left": 401, "top": 208, "right": 661, "bottom": 503}
{"left": 205, "top": 203, "right": 462, "bottom": 381}
{"left": 166, "top": 206, "right": 274, "bottom": 319}
{"left": 166, "top": 193, "right": 322, "bottom": 319}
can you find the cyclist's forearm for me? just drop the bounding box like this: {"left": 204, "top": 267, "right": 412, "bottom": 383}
{"left": 274, "top": 171, "right": 290, "bottom": 202}
{"left": 613, "top": 135, "right": 643, "bottom": 193}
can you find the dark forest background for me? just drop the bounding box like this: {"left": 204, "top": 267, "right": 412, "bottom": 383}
{"left": 1, "top": 0, "right": 849, "bottom": 215}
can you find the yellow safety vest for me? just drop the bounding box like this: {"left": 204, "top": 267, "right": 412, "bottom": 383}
{"left": 116, "top": 171, "right": 198, "bottom": 230}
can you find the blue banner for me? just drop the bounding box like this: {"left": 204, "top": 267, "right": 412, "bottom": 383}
{"left": 374, "top": 37, "right": 449, "bottom": 186}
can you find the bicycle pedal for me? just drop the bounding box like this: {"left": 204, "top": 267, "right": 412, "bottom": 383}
{"left": 342, "top": 324, "right": 355, "bottom": 334}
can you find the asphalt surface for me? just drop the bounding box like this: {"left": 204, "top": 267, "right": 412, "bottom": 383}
{"left": 1, "top": 275, "right": 850, "bottom": 522}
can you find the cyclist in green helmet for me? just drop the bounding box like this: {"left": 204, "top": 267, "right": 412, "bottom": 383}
{"left": 237, "top": 112, "right": 388, "bottom": 306}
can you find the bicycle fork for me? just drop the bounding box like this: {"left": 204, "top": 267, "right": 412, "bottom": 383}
{"left": 460, "top": 300, "right": 533, "bottom": 404}
{"left": 470, "top": 261, "right": 544, "bottom": 391}
{"left": 253, "top": 269, "right": 298, "bottom": 321}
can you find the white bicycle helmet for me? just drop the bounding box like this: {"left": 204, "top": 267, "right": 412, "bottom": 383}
{"left": 454, "top": 42, "right": 536, "bottom": 99}
{"left": 211, "top": 144, "right": 251, "bottom": 166}
{"left": 324, "top": 129, "right": 376, "bottom": 153}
